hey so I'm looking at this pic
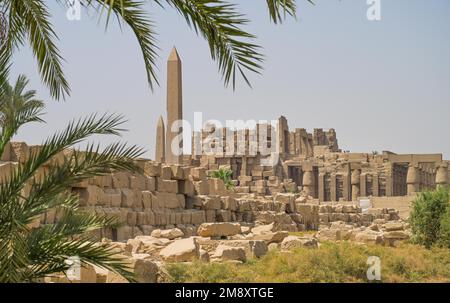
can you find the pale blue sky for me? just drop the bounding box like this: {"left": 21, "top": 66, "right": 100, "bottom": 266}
{"left": 11, "top": 0, "right": 450, "bottom": 159}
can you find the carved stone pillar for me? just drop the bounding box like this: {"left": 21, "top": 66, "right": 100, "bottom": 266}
{"left": 351, "top": 169, "right": 361, "bottom": 201}
{"left": 302, "top": 169, "right": 314, "bottom": 197}
{"left": 436, "top": 163, "right": 449, "bottom": 188}
{"left": 407, "top": 164, "right": 420, "bottom": 195}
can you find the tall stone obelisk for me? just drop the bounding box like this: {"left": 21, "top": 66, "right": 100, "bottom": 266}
{"left": 165, "top": 47, "right": 183, "bottom": 164}
{"left": 155, "top": 115, "right": 165, "bottom": 163}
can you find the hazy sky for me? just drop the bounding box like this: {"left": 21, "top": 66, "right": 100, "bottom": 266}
{"left": 11, "top": 0, "right": 450, "bottom": 159}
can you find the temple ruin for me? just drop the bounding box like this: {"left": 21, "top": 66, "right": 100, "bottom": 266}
{"left": 156, "top": 48, "right": 450, "bottom": 203}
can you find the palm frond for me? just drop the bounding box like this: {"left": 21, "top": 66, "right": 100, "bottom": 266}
{"left": 165, "top": 0, "right": 264, "bottom": 89}
{"left": 9, "top": 0, "right": 69, "bottom": 100}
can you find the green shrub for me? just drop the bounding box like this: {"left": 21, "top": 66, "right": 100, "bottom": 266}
{"left": 209, "top": 168, "right": 235, "bottom": 190}
{"left": 409, "top": 187, "right": 450, "bottom": 248}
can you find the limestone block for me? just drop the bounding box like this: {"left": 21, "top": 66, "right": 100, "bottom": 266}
{"left": 159, "top": 237, "right": 199, "bottom": 262}
{"left": 236, "top": 186, "right": 250, "bottom": 194}
{"left": 144, "top": 162, "right": 161, "bottom": 177}
{"left": 136, "top": 212, "right": 147, "bottom": 226}
{"left": 156, "top": 178, "right": 178, "bottom": 193}
{"left": 127, "top": 212, "right": 137, "bottom": 226}
{"left": 205, "top": 210, "right": 216, "bottom": 222}
{"left": 130, "top": 175, "right": 146, "bottom": 190}
{"left": 103, "top": 188, "right": 122, "bottom": 207}
{"left": 211, "top": 245, "right": 246, "bottom": 262}
{"left": 191, "top": 210, "right": 206, "bottom": 225}
{"left": 116, "top": 226, "right": 133, "bottom": 242}
{"left": 106, "top": 255, "right": 159, "bottom": 283}
{"left": 316, "top": 229, "right": 339, "bottom": 242}
{"left": 112, "top": 172, "right": 130, "bottom": 188}
{"left": 155, "top": 192, "right": 184, "bottom": 209}
{"left": 296, "top": 204, "right": 320, "bottom": 229}
{"left": 161, "top": 165, "right": 173, "bottom": 180}
{"left": 221, "top": 196, "right": 238, "bottom": 211}
{"left": 219, "top": 240, "right": 268, "bottom": 259}
{"left": 194, "top": 180, "right": 209, "bottom": 195}
{"left": 90, "top": 174, "right": 112, "bottom": 188}
{"left": 383, "top": 222, "right": 404, "bottom": 231}
{"left": 280, "top": 236, "right": 318, "bottom": 250}
{"left": 197, "top": 222, "right": 241, "bottom": 237}
{"left": 121, "top": 189, "right": 135, "bottom": 208}
{"left": 141, "top": 191, "right": 152, "bottom": 209}
{"left": 209, "top": 178, "right": 226, "bottom": 195}
{"left": 275, "top": 193, "right": 296, "bottom": 213}
{"left": 191, "top": 167, "right": 207, "bottom": 181}
{"left": 251, "top": 223, "right": 276, "bottom": 234}
{"left": 178, "top": 180, "right": 195, "bottom": 196}
{"left": 199, "top": 195, "right": 221, "bottom": 210}
{"left": 76, "top": 185, "right": 103, "bottom": 207}
{"left": 171, "top": 165, "right": 184, "bottom": 180}
{"left": 146, "top": 176, "right": 156, "bottom": 191}
{"left": 181, "top": 211, "right": 192, "bottom": 224}
{"left": 249, "top": 231, "right": 288, "bottom": 244}
{"left": 182, "top": 167, "right": 192, "bottom": 179}
{"left": 151, "top": 228, "right": 184, "bottom": 239}
{"left": 130, "top": 257, "right": 159, "bottom": 283}
{"left": 147, "top": 211, "right": 156, "bottom": 225}
{"left": 216, "top": 210, "right": 231, "bottom": 222}
{"left": 353, "top": 230, "right": 384, "bottom": 245}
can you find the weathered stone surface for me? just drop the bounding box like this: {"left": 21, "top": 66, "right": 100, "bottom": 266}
{"left": 280, "top": 236, "right": 318, "bottom": 250}
{"left": 211, "top": 245, "right": 246, "bottom": 262}
{"left": 219, "top": 240, "right": 268, "bottom": 258}
{"left": 197, "top": 223, "right": 241, "bottom": 237}
{"left": 151, "top": 228, "right": 184, "bottom": 240}
{"left": 159, "top": 237, "right": 199, "bottom": 262}
{"left": 249, "top": 231, "right": 289, "bottom": 244}
{"left": 251, "top": 223, "right": 275, "bottom": 234}
{"left": 353, "top": 230, "right": 384, "bottom": 245}
{"left": 383, "top": 222, "right": 404, "bottom": 232}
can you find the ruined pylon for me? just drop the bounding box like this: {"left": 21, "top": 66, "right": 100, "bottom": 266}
{"left": 165, "top": 47, "right": 183, "bottom": 164}
{"left": 155, "top": 115, "right": 165, "bottom": 163}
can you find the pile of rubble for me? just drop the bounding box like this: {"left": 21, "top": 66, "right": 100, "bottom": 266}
{"left": 319, "top": 203, "right": 401, "bottom": 227}
{"left": 316, "top": 220, "right": 411, "bottom": 246}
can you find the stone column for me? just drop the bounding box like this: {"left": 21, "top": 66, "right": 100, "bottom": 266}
{"left": 330, "top": 173, "right": 337, "bottom": 202}
{"left": 165, "top": 47, "right": 183, "bottom": 164}
{"left": 436, "top": 163, "right": 449, "bottom": 188}
{"left": 155, "top": 116, "right": 165, "bottom": 163}
{"left": 351, "top": 169, "right": 361, "bottom": 201}
{"left": 372, "top": 173, "right": 379, "bottom": 197}
{"left": 302, "top": 169, "right": 314, "bottom": 197}
{"left": 360, "top": 173, "right": 367, "bottom": 197}
{"left": 342, "top": 173, "right": 351, "bottom": 201}
{"left": 318, "top": 172, "right": 325, "bottom": 202}
{"left": 407, "top": 164, "right": 420, "bottom": 195}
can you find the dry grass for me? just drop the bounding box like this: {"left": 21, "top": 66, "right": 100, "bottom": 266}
{"left": 166, "top": 242, "right": 450, "bottom": 283}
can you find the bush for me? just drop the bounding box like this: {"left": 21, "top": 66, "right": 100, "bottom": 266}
{"left": 209, "top": 168, "right": 235, "bottom": 190}
{"left": 409, "top": 187, "right": 450, "bottom": 248}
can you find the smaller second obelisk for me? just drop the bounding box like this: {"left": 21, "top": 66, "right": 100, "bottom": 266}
{"left": 155, "top": 115, "right": 165, "bottom": 163}
{"left": 165, "top": 47, "right": 183, "bottom": 164}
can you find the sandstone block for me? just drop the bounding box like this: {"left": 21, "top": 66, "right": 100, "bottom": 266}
{"left": 159, "top": 237, "right": 199, "bottom": 262}
{"left": 157, "top": 178, "right": 178, "bottom": 193}
{"left": 121, "top": 189, "right": 135, "bottom": 208}
{"left": 112, "top": 172, "right": 130, "bottom": 188}
{"left": 211, "top": 245, "right": 246, "bottom": 262}
{"left": 151, "top": 228, "right": 184, "bottom": 240}
{"left": 280, "top": 236, "right": 318, "bottom": 250}
{"left": 197, "top": 222, "right": 241, "bottom": 237}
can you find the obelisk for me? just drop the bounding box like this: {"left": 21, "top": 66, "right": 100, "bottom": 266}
{"left": 165, "top": 47, "right": 183, "bottom": 164}
{"left": 155, "top": 115, "right": 165, "bottom": 163}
